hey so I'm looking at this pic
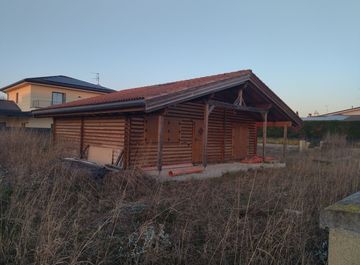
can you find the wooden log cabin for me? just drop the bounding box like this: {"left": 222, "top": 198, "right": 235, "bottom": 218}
{"left": 33, "top": 70, "right": 302, "bottom": 171}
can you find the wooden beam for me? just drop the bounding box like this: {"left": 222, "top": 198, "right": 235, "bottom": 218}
{"left": 208, "top": 99, "right": 268, "bottom": 113}
{"left": 203, "top": 103, "right": 209, "bottom": 167}
{"left": 256, "top": 121, "right": 292, "bottom": 127}
{"left": 234, "top": 88, "right": 246, "bottom": 106}
{"left": 157, "top": 114, "right": 164, "bottom": 171}
{"left": 262, "top": 112, "right": 268, "bottom": 162}
{"left": 283, "top": 125, "right": 288, "bottom": 161}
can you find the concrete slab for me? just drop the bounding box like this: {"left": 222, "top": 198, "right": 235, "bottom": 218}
{"left": 146, "top": 162, "right": 286, "bottom": 182}
{"left": 320, "top": 192, "right": 360, "bottom": 233}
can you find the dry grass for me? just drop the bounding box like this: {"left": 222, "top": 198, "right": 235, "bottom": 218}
{"left": 1, "top": 129, "right": 360, "bottom": 264}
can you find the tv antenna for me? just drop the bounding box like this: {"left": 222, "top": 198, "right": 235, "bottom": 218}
{"left": 92, "top": 72, "right": 100, "bottom": 85}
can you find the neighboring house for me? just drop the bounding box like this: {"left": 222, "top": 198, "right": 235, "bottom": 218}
{"left": 322, "top": 106, "right": 360, "bottom": 116}
{"left": 303, "top": 106, "right": 360, "bottom": 122}
{"left": 33, "top": 70, "right": 302, "bottom": 171}
{"left": 0, "top": 75, "right": 115, "bottom": 128}
{"left": 303, "top": 115, "right": 360, "bottom": 122}
{"left": 0, "top": 99, "right": 31, "bottom": 128}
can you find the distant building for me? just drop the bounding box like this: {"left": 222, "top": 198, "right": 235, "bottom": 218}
{"left": 302, "top": 106, "right": 360, "bottom": 122}
{"left": 322, "top": 106, "right": 360, "bottom": 116}
{"left": 303, "top": 115, "right": 360, "bottom": 122}
{"left": 0, "top": 76, "right": 115, "bottom": 128}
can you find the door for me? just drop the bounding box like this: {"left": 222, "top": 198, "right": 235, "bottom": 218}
{"left": 192, "top": 120, "right": 203, "bottom": 164}
{"left": 232, "top": 123, "right": 249, "bottom": 160}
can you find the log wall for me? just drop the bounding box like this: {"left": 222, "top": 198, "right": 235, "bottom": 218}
{"left": 54, "top": 116, "right": 126, "bottom": 162}
{"left": 82, "top": 116, "right": 126, "bottom": 163}
{"left": 53, "top": 100, "right": 258, "bottom": 167}
{"left": 128, "top": 100, "right": 258, "bottom": 168}
{"left": 54, "top": 117, "right": 81, "bottom": 156}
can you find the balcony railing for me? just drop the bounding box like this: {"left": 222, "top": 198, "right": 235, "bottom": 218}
{"left": 31, "top": 100, "right": 66, "bottom": 109}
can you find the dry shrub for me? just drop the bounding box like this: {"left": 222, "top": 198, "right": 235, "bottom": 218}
{"left": 1, "top": 129, "right": 360, "bottom": 264}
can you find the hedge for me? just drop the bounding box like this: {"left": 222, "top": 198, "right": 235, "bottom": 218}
{"left": 258, "top": 121, "right": 360, "bottom": 142}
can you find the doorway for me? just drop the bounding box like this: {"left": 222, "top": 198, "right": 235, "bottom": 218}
{"left": 232, "top": 123, "right": 249, "bottom": 160}
{"left": 192, "top": 120, "right": 203, "bottom": 164}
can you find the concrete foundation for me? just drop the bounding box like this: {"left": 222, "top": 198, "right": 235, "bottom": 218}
{"left": 146, "top": 162, "right": 286, "bottom": 182}
{"left": 320, "top": 192, "right": 360, "bottom": 265}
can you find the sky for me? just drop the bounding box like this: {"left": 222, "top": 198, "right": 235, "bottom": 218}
{"left": 0, "top": 0, "right": 359, "bottom": 116}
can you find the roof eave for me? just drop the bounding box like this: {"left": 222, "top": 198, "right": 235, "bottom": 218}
{"left": 145, "top": 74, "right": 252, "bottom": 112}
{"left": 249, "top": 74, "right": 303, "bottom": 128}
{"left": 33, "top": 99, "right": 146, "bottom": 117}
{"left": 0, "top": 111, "right": 32, "bottom": 117}
{"left": 0, "top": 80, "right": 28, "bottom": 91}
{"left": 1, "top": 79, "right": 115, "bottom": 93}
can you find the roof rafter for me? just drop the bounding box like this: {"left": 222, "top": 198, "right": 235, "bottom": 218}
{"left": 208, "top": 99, "right": 269, "bottom": 113}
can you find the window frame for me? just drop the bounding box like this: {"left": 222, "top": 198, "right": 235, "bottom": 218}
{"left": 51, "top": 92, "right": 66, "bottom": 105}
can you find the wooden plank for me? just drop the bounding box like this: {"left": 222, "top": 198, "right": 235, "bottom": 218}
{"left": 203, "top": 103, "right": 209, "bottom": 167}
{"left": 157, "top": 114, "right": 164, "bottom": 171}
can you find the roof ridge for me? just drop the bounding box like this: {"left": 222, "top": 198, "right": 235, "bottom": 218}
{"left": 25, "top": 75, "right": 65, "bottom": 80}
{"left": 117, "top": 69, "right": 252, "bottom": 92}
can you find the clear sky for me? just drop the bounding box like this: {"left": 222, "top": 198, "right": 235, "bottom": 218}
{"left": 1, "top": 0, "right": 359, "bottom": 116}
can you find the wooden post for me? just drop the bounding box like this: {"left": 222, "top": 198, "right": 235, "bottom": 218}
{"left": 203, "top": 103, "right": 209, "bottom": 167}
{"left": 79, "top": 117, "right": 84, "bottom": 158}
{"left": 282, "top": 125, "right": 288, "bottom": 161}
{"left": 157, "top": 114, "right": 164, "bottom": 171}
{"left": 262, "top": 112, "right": 268, "bottom": 162}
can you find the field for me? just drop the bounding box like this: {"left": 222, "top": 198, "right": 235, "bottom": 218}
{"left": 1, "top": 130, "right": 359, "bottom": 264}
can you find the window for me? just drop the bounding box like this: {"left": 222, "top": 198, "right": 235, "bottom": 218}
{"left": 144, "top": 115, "right": 159, "bottom": 143}
{"left": 52, "top": 92, "right": 66, "bottom": 105}
{"left": 164, "top": 118, "right": 181, "bottom": 143}
{"left": 144, "top": 116, "right": 181, "bottom": 144}
{"left": 15, "top": 92, "right": 19, "bottom": 103}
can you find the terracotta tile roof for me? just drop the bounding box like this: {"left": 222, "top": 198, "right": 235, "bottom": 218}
{"left": 39, "top": 70, "right": 252, "bottom": 110}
